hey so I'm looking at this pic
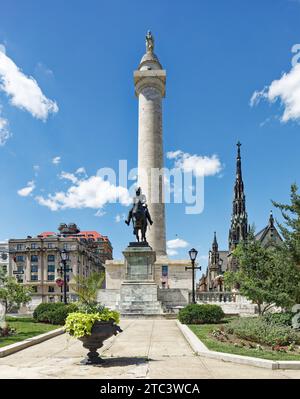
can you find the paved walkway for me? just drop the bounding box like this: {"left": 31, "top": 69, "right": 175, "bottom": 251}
{"left": 0, "top": 319, "right": 300, "bottom": 379}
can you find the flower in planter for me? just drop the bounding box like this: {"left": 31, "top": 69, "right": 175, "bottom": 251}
{"left": 64, "top": 309, "right": 120, "bottom": 338}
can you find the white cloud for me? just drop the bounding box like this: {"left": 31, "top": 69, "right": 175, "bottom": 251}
{"left": 167, "top": 238, "right": 189, "bottom": 250}
{"left": 59, "top": 171, "right": 78, "bottom": 184}
{"left": 35, "top": 173, "right": 131, "bottom": 211}
{"left": 166, "top": 150, "right": 222, "bottom": 177}
{"left": 167, "top": 248, "right": 178, "bottom": 256}
{"left": 52, "top": 156, "right": 61, "bottom": 165}
{"left": 167, "top": 237, "right": 190, "bottom": 257}
{"left": 75, "top": 167, "right": 87, "bottom": 176}
{"left": 0, "top": 115, "right": 11, "bottom": 146}
{"left": 17, "top": 180, "right": 35, "bottom": 197}
{"left": 250, "top": 63, "right": 300, "bottom": 123}
{"left": 0, "top": 45, "right": 58, "bottom": 120}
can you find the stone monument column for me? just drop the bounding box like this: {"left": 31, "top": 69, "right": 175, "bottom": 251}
{"left": 134, "top": 31, "right": 166, "bottom": 256}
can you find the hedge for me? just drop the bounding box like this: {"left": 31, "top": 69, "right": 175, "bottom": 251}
{"left": 178, "top": 304, "right": 225, "bottom": 324}
{"left": 33, "top": 302, "right": 79, "bottom": 325}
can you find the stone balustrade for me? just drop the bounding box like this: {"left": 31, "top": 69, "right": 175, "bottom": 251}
{"left": 196, "top": 291, "right": 238, "bottom": 303}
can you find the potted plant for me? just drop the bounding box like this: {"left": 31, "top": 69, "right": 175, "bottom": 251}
{"left": 64, "top": 272, "right": 122, "bottom": 364}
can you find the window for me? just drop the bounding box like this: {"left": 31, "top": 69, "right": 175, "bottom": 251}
{"left": 48, "top": 274, "right": 55, "bottom": 281}
{"left": 47, "top": 243, "right": 54, "bottom": 249}
{"left": 17, "top": 276, "right": 23, "bottom": 283}
{"left": 31, "top": 286, "right": 38, "bottom": 293}
{"left": 63, "top": 243, "right": 69, "bottom": 250}
{"left": 31, "top": 255, "right": 38, "bottom": 262}
{"left": 31, "top": 265, "right": 38, "bottom": 273}
{"left": 48, "top": 286, "right": 55, "bottom": 293}
{"left": 16, "top": 255, "right": 24, "bottom": 262}
{"left": 48, "top": 264, "right": 55, "bottom": 273}
{"left": 17, "top": 265, "right": 24, "bottom": 273}
{"left": 47, "top": 255, "right": 55, "bottom": 262}
{"left": 17, "top": 244, "right": 23, "bottom": 250}
{"left": 31, "top": 275, "right": 38, "bottom": 281}
{"left": 31, "top": 243, "right": 37, "bottom": 249}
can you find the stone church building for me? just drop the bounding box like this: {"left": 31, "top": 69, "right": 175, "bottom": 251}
{"left": 198, "top": 142, "right": 282, "bottom": 292}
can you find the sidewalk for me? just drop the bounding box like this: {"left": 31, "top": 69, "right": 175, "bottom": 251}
{"left": 0, "top": 319, "right": 299, "bottom": 379}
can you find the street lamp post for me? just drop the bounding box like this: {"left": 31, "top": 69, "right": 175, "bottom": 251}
{"left": 185, "top": 248, "right": 201, "bottom": 304}
{"left": 57, "top": 249, "right": 72, "bottom": 304}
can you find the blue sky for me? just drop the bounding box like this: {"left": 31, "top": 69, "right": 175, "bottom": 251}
{"left": 0, "top": 0, "right": 300, "bottom": 273}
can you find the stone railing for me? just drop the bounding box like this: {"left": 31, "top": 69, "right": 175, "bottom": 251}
{"left": 196, "top": 291, "right": 238, "bottom": 303}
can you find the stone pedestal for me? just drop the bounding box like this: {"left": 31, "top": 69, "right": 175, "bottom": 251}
{"left": 119, "top": 242, "right": 163, "bottom": 315}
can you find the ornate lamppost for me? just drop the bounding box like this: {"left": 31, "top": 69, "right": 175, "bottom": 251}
{"left": 185, "top": 248, "right": 201, "bottom": 304}
{"left": 57, "top": 249, "right": 72, "bottom": 304}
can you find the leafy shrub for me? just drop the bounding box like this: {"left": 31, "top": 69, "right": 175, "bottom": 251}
{"left": 33, "top": 302, "right": 78, "bottom": 325}
{"left": 64, "top": 308, "right": 120, "bottom": 338}
{"left": 263, "top": 312, "right": 294, "bottom": 327}
{"left": 77, "top": 302, "right": 105, "bottom": 314}
{"left": 224, "top": 317, "right": 300, "bottom": 346}
{"left": 178, "top": 304, "right": 225, "bottom": 324}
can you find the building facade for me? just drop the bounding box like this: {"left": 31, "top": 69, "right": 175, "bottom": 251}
{"left": 0, "top": 241, "right": 9, "bottom": 275}
{"left": 8, "top": 223, "right": 112, "bottom": 308}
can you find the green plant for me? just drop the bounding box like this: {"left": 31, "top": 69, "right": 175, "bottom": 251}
{"left": 263, "top": 312, "right": 294, "bottom": 327}
{"left": 224, "top": 317, "right": 300, "bottom": 346}
{"left": 64, "top": 309, "right": 120, "bottom": 338}
{"left": 178, "top": 304, "right": 224, "bottom": 324}
{"left": 33, "top": 302, "right": 78, "bottom": 325}
{"left": 224, "top": 227, "right": 300, "bottom": 314}
{"left": 77, "top": 302, "right": 105, "bottom": 314}
{"left": 69, "top": 272, "right": 105, "bottom": 305}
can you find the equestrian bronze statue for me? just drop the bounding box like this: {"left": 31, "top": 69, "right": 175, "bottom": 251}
{"left": 125, "top": 187, "right": 153, "bottom": 243}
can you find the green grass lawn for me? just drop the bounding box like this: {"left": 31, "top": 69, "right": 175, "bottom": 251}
{"left": 189, "top": 323, "right": 300, "bottom": 361}
{"left": 0, "top": 316, "right": 59, "bottom": 348}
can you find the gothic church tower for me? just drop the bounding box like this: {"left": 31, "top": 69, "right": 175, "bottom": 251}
{"left": 228, "top": 142, "right": 248, "bottom": 271}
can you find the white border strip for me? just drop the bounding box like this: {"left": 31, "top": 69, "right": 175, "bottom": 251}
{"left": 0, "top": 328, "right": 64, "bottom": 358}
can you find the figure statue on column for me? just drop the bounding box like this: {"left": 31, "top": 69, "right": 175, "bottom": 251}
{"left": 146, "top": 30, "right": 154, "bottom": 53}
{"left": 125, "top": 187, "right": 153, "bottom": 242}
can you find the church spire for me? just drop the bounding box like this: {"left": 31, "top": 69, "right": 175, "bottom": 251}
{"left": 228, "top": 142, "right": 248, "bottom": 263}
{"left": 210, "top": 231, "right": 220, "bottom": 268}
{"left": 269, "top": 210, "right": 274, "bottom": 228}
{"left": 236, "top": 141, "right": 242, "bottom": 179}
{"left": 212, "top": 231, "right": 218, "bottom": 252}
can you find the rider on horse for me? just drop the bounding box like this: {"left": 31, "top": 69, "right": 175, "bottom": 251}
{"left": 125, "top": 187, "right": 153, "bottom": 241}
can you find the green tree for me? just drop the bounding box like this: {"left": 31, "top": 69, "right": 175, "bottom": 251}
{"left": 0, "top": 272, "right": 32, "bottom": 326}
{"left": 224, "top": 231, "right": 300, "bottom": 315}
{"left": 272, "top": 183, "right": 300, "bottom": 270}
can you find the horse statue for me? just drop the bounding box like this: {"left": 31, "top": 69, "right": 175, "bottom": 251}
{"left": 125, "top": 187, "right": 153, "bottom": 243}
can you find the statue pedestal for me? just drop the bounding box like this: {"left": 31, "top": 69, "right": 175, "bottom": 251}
{"left": 119, "top": 243, "right": 163, "bottom": 315}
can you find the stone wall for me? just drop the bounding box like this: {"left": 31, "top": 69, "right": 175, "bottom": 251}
{"left": 97, "top": 289, "right": 120, "bottom": 310}
{"left": 158, "top": 288, "right": 189, "bottom": 310}
{"left": 104, "top": 260, "right": 125, "bottom": 289}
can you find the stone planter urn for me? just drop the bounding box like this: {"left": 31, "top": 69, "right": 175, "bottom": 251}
{"left": 79, "top": 320, "right": 122, "bottom": 365}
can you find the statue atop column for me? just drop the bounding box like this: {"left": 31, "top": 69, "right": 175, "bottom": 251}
{"left": 125, "top": 187, "right": 153, "bottom": 243}
{"left": 146, "top": 30, "right": 154, "bottom": 53}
